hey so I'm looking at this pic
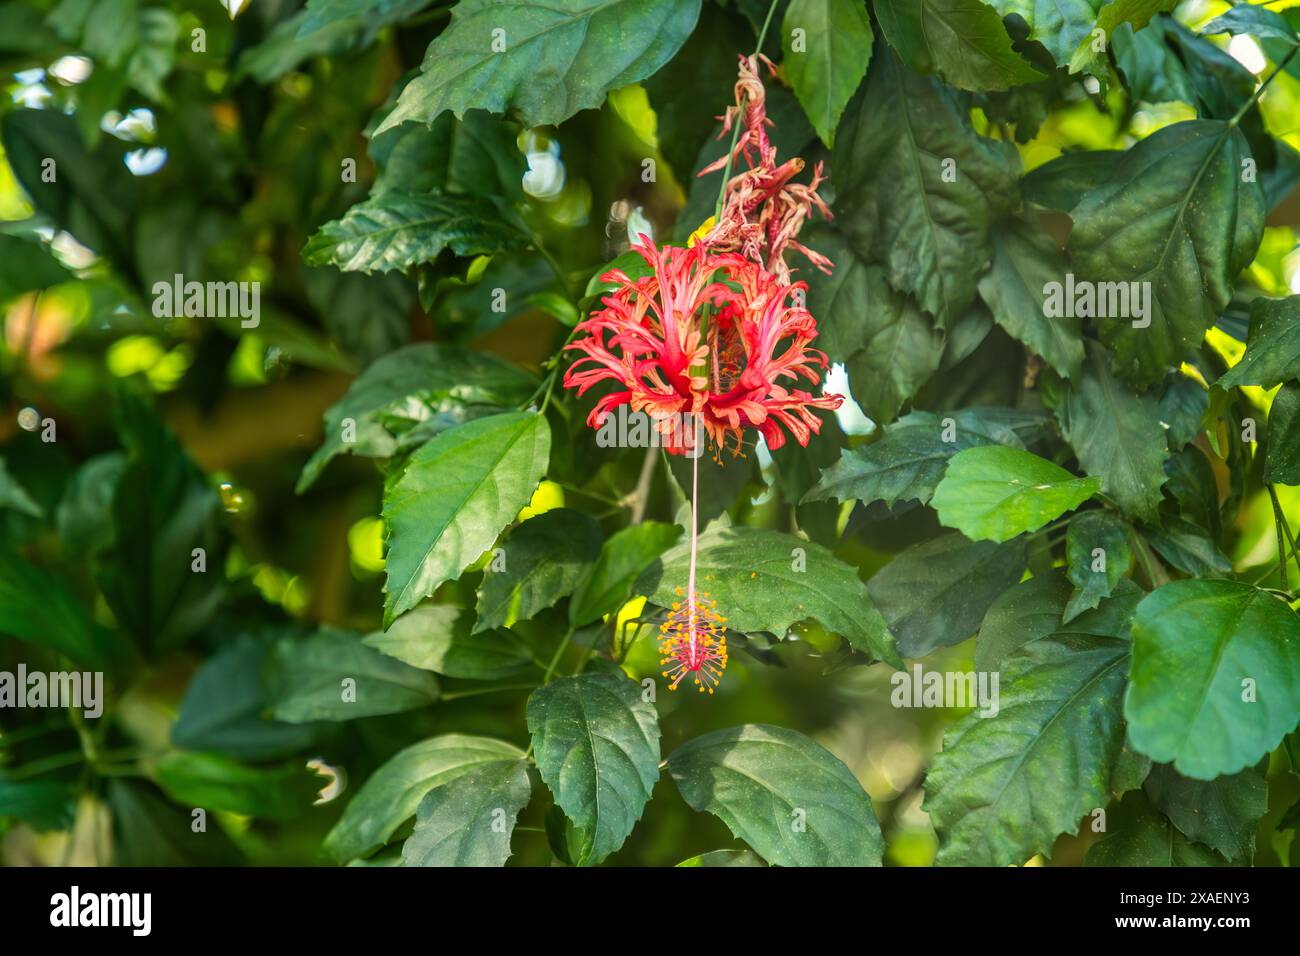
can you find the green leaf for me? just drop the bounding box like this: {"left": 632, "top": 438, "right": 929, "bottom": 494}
{"left": 975, "top": 571, "right": 1070, "bottom": 672}
{"left": 474, "top": 508, "right": 601, "bottom": 632}
{"left": 363, "top": 605, "right": 532, "bottom": 679}
{"left": 155, "top": 752, "right": 321, "bottom": 822}
{"left": 1201, "top": 5, "right": 1298, "bottom": 44}
{"left": 297, "top": 343, "right": 535, "bottom": 492}
{"left": 873, "top": 0, "right": 1043, "bottom": 91}
{"left": 782, "top": 0, "right": 873, "bottom": 147}
{"left": 977, "top": 223, "right": 1084, "bottom": 379}
{"left": 867, "top": 531, "right": 1028, "bottom": 658}
{"left": 0, "top": 777, "right": 75, "bottom": 832}
{"left": 833, "top": 50, "right": 1021, "bottom": 327}
{"left": 0, "top": 458, "right": 42, "bottom": 518}
{"left": 1145, "top": 516, "right": 1232, "bottom": 577}
{"left": 839, "top": 270, "right": 945, "bottom": 424}
{"left": 675, "top": 849, "right": 766, "bottom": 867}
{"left": 667, "top": 724, "right": 883, "bottom": 866}
{"left": 931, "top": 445, "right": 1100, "bottom": 543}
{"left": 374, "top": 0, "right": 703, "bottom": 134}
{"left": 0, "top": 234, "right": 72, "bottom": 304}
{"left": 0, "top": 550, "right": 126, "bottom": 671}
{"left": 1266, "top": 381, "right": 1300, "bottom": 485}
{"left": 1144, "top": 762, "right": 1266, "bottom": 864}
{"left": 569, "top": 521, "right": 681, "bottom": 627}
{"left": 1, "top": 109, "right": 137, "bottom": 273}
{"left": 1084, "top": 790, "right": 1229, "bottom": 866}
{"left": 1064, "top": 509, "right": 1133, "bottom": 621}
{"left": 1021, "top": 151, "right": 1124, "bottom": 213}
{"left": 96, "top": 385, "right": 226, "bottom": 655}
{"left": 803, "top": 408, "right": 1041, "bottom": 507}
{"left": 55, "top": 452, "right": 125, "bottom": 555}
{"left": 324, "top": 734, "right": 525, "bottom": 862}
{"left": 303, "top": 191, "right": 526, "bottom": 274}
{"left": 986, "top": 0, "right": 1105, "bottom": 65}
{"left": 298, "top": 0, "right": 434, "bottom": 37}
{"left": 172, "top": 636, "right": 317, "bottom": 760}
{"left": 264, "top": 627, "right": 439, "bottom": 722}
{"left": 1125, "top": 580, "right": 1300, "bottom": 779}
{"left": 108, "top": 779, "right": 242, "bottom": 866}
{"left": 371, "top": 109, "right": 525, "bottom": 201}
{"left": 636, "top": 525, "right": 901, "bottom": 666}
{"left": 924, "top": 629, "right": 1130, "bottom": 866}
{"left": 1217, "top": 295, "right": 1300, "bottom": 390}
{"left": 1068, "top": 121, "right": 1265, "bottom": 385}
{"left": 401, "top": 758, "right": 532, "bottom": 867}
{"left": 526, "top": 672, "right": 661, "bottom": 866}
{"left": 1057, "top": 343, "right": 1170, "bottom": 522}
{"left": 383, "top": 411, "right": 550, "bottom": 625}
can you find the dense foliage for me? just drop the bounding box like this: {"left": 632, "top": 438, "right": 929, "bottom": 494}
{"left": 2, "top": 0, "right": 1300, "bottom": 867}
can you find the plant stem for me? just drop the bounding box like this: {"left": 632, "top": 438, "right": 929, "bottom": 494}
{"left": 711, "top": 0, "right": 782, "bottom": 217}
{"left": 1229, "top": 46, "right": 1298, "bottom": 129}
{"left": 440, "top": 684, "right": 538, "bottom": 702}
{"left": 1268, "top": 483, "right": 1290, "bottom": 591}
{"left": 542, "top": 629, "right": 574, "bottom": 683}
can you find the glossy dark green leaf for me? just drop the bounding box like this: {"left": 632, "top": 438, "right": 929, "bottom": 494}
{"left": 324, "top": 734, "right": 525, "bottom": 862}
{"left": 383, "top": 411, "right": 550, "bottom": 625}
{"left": 401, "top": 758, "right": 531, "bottom": 867}
{"left": 833, "top": 49, "right": 1020, "bottom": 327}
{"left": 873, "top": 0, "right": 1042, "bottom": 91}
{"left": 1217, "top": 295, "right": 1300, "bottom": 390}
{"left": 867, "top": 531, "right": 1027, "bottom": 658}
{"left": 974, "top": 570, "right": 1070, "bottom": 672}
{"left": 371, "top": 110, "right": 525, "bottom": 201}
{"left": 675, "top": 849, "right": 766, "bottom": 867}
{"left": 1265, "top": 381, "right": 1300, "bottom": 485}
{"left": 526, "top": 672, "right": 660, "bottom": 866}
{"left": 264, "top": 627, "right": 439, "bottom": 722}
{"left": 782, "top": 0, "right": 873, "bottom": 146}
{"left": 569, "top": 521, "right": 681, "bottom": 627}
{"left": 977, "top": 223, "right": 1084, "bottom": 378}
{"left": 363, "top": 605, "right": 532, "bottom": 679}
{"left": 1069, "top": 121, "right": 1265, "bottom": 385}
{"left": 987, "top": 0, "right": 1105, "bottom": 65}
{"left": 375, "top": 0, "right": 703, "bottom": 133}
{"left": 474, "top": 508, "right": 600, "bottom": 632}
{"left": 1125, "top": 580, "right": 1300, "bottom": 779}
{"left": 1084, "top": 790, "right": 1229, "bottom": 866}
{"left": 637, "top": 525, "right": 900, "bottom": 665}
{"left": 297, "top": 343, "right": 535, "bottom": 492}
{"left": 1064, "top": 509, "right": 1133, "bottom": 621}
{"left": 1057, "top": 343, "right": 1170, "bottom": 521}
{"left": 668, "top": 723, "right": 883, "bottom": 866}
{"left": 925, "top": 630, "right": 1129, "bottom": 866}
{"left": 931, "top": 445, "right": 1100, "bottom": 542}
{"left": 1144, "top": 762, "right": 1266, "bottom": 864}
{"left": 1201, "top": 5, "right": 1298, "bottom": 43}
{"left": 1020, "top": 150, "right": 1123, "bottom": 213}
{"left": 303, "top": 190, "right": 527, "bottom": 274}
{"left": 0, "top": 550, "right": 125, "bottom": 671}
{"left": 1144, "top": 516, "right": 1232, "bottom": 577}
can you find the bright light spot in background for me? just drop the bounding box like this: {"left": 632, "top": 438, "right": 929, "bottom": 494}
{"left": 103, "top": 107, "right": 156, "bottom": 141}
{"left": 825, "top": 363, "right": 875, "bottom": 436}
{"left": 625, "top": 206, "right": 653, "bottom": 244}
{"left": 16, "top": 407, "right": 40, "bottom": 432}
{"left": 1082, "top": 76, "right": 1101, "bottom": 95}
{"left": 48, "top": 55, "right": 92, "bottom": 86}
{"left": 1229, "top": 34, "right": 1267, "bottom": 75}
{"left": 125, "top": 147, "right": 168, "bottom": 176}
{"left": 221, "top": 0, "right": 252, "bottom": 18}
{"left": 12, "top": 82, "right": 50, "bottom": 109}
{"left": 51, "top": 231, "right": 96, "bottom": 269}
{"left": 1286, "top": 248, "right": 1300, "bottom": 294}
{"left": 347, "top": 516, "right": 386, "bottom": 575}
{"left": 522, "top": 144, "right": 566, "bottom": 200}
